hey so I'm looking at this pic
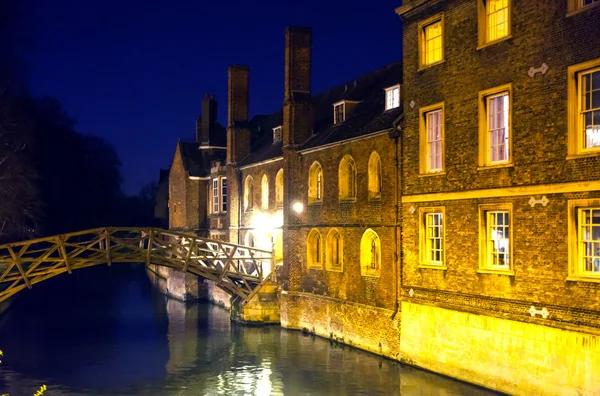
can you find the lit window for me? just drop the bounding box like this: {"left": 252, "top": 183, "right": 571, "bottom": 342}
{"left": 212, "top": 178, "right": 219, "bottom": 213}
{"left": 307, "top": 229, "right": 323, "bottom": 269}
{"left": 334, "top": 103, "right": 345, "bottom": 124}
{"left": 368, "top": 151, "right": 382, "bottom": 200}
{"left": 581, "top": 68, "right": 600, "bottom": 150}
{"left": 275, "top": 169, "right": 284, "bottom": 208}
{"left": 385, "top": 85, "right": 400, "bottom": 110}
{"left": 308, "top": 161, "right": 323, "bottom": 205}
{"left": 419, "top": 103, "right": 444, "bottom": 174}
{"left": 338, "top": 155, "right": 356, "bottom": 201}
{"left": 419, "top": 208, "right": 445, "bottom": 267}
{"left": 479, "top": 204, "right": 512, "bottom": 272}
{"left": 478, "top": 85, "right": 512, "bottom": 166}
{"left": 261, "top": 174, "right": 269, "bottom": 210}
{"left": 487, "top": 0, "right": 509, "bottom": 42}
{"left": 326, "top": 229, "right": 343, "bottom": 271}
{"left": 273, "top": 126, "right": 282, "bottom": 143}
{"left": 419, "top": 15, "right": 444, "bottom": 68}
{"left": 221, "top": 178, "right": 227, "bottom": 212}
{"left": 360, "top": 229, "right": 381, "bottom": 277}
{"left": 244, "top": 175, "right": 254, "bottom": 211}
{"left": 568, "top": 200, "right": 600, "bottom": 280}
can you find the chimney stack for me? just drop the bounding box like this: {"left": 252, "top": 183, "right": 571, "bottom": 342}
{"left": 283, "top": 27, "right": 313, "bottom": 147}
{"left": 198, "top": 93, "right": 218, "bottom": 145}
{"left": 227, "top": 65, "right": 251, "bottom": 164}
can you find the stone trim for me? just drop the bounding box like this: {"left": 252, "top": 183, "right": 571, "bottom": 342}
{"left": 404, "top": 286, "right": 600, "bottom": 336}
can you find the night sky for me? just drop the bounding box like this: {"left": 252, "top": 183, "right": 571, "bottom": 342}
{"left": 25, "top": 0, "right": 402, "bottom": 195}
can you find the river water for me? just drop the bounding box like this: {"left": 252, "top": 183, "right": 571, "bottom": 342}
{"left": 0, "top": 265, "right": 498, "bottom": 395}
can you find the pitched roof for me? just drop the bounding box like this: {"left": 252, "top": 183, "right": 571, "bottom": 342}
{"left": 238, "top": 61, "right": 402, "bottom": 166}
{"left": 178, "top": 141, "right": 226, "bottom": 177}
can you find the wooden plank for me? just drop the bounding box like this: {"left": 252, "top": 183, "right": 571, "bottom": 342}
{"left": 7, "top": 246, "right": 31, "bottom": 289}
{"left": 146, "top": 230, "right": 154, "bottom": 266}
{"left": 182, "top": 238, "right": 197, "bottom": 273}
{"left": 105, "top": 229, "right": 112, "bottom": 267}
{"left": 57, "top": 236, "right": 72, "bottom": 274}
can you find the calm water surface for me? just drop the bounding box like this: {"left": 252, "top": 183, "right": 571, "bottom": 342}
{"left": 0, "top": 265, "right": 498, "bottom": 395}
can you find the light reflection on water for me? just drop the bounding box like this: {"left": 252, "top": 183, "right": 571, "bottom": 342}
{"left": 0, "top": 266, "right": 498, "bottom": 395}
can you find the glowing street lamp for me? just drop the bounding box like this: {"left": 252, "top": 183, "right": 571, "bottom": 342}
{"left": 292, "top": 201, "right": 304, "bottom": 214}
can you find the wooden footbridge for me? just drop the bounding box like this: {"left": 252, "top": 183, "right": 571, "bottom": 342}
{"left": 0, "top": 228, "right": 273, "bottom": 305}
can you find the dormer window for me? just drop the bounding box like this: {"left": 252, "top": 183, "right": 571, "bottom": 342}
{"left": 385, "top": 85, "right": 400, "bottom": 110}
{"left": 273, "top": 126, "right": 282, "bottom": 143}
{"left": 334, "top": 102, "right": 346, "bottom": 124}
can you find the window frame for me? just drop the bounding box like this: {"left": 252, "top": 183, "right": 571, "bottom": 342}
{"left": 478, "top": 203, "right": 514, "bottom": 275}
{"left": 338, "top": 154, "right": 357, "bottom": 202}
{"left": 385, "top": 85, "right": 401, "bottom": 111}
{"left": 477, "top": 0, "right": 511, "bottom": 48}
{"left": 478, "top": 84, "right": 513, "bottom": 168}
{"left": 308, "top": 161, "right": 324, "bottom": 205}
{"left": 567, "top": 0, "right": 600, "bottom": 15}
{"left": 419, "top": 207, "right": 446, "bottom": 269}
{"left": 334, "top": 102, "right": 346, "bottom": 124}
{"left": 418, "top": 13, "right": 444, "bottom": 70}
{"left": 261, "top": 174, "right": 269, "bottom": 210}
{"left": 568, "top": 199, "right": 600, "bottom": 282}
{"left": 244, "top": 175, "right": 254, "bottom": 212}
{"left": 419, "top": 102, "right": 445, "bottom": 175}
{"left": 273, "top": 126, "right": 283, "bottom": 143}
{"left": 307, "top": 228, "right": 323, "bottom": 269}
{"left": 275, "top": 169, "right": 284, "bottom": 208}
{"left": 568, "top": 59, "right": 600, "bottom": 158}
{"left": 326, "top": 228, "right": 344, "bottom": 272}
{"left": 368, "top": 151, "right": 382, "bottom": 201}
{"left": 360, "top": 228, "right": 381, "bottom": 278}
{"left": 212, "top": 178, "right": 219, "bottom": 214}
{"left": 221, "top": 177, "right": 227, "bottom": 213}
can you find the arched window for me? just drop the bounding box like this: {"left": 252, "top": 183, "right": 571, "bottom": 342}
{"left": 244, "top": 176, "right": 254, "bottom": 211}
{"left": 308, "top": 162, "right": 323, "bottom": 205}
{"left": 245, "top": 230, "right": 256, "bottom": 248}
{"left": 275, "top": 169, "right": 284, "bottom": 208}
{"left": 307, "top": 228, "right": 323, "bottom": 269}
{"left": 368, "top": 151, "right": 382, "bottom": 200}
{"left": 338, "top": 155, "right": 356, "bottom": 200}
{"left": 261, "top": 174, "right": 269, "bottom": 210}
{"left": 326, "top": 228, "right": 343, "bottom": 271}
{"left": 360, "top": 229, "right": 381, "bottom": 277}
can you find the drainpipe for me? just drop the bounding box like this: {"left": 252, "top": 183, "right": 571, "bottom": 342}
{"left": 390, "top": 114, "right": 404, "bottom": 320}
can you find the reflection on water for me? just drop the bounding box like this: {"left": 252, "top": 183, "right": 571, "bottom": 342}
{"left": 0, "top": 265, "right": 498, "bottom": 395}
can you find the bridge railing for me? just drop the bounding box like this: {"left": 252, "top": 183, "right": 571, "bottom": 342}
{"left": 0, "top": 227, "right": 273, "bottom": 303}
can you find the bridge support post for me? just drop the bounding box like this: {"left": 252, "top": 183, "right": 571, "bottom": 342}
{"left": 230, "top": 280, "right": 280, "bottom": 325}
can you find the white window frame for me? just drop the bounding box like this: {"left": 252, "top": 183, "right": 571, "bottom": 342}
{"left": 478, "top": 203, "right": 514, "bottom": 275}
{"left": 568, "top": 199, "right": 600, "bottom": 282}
{"left": 419, "top": 102, "right": 445, "bottom": 174}
{"left": 385, "top": 85, "right": 401, "bottom": 111}
{"left": 419, "top": 207, "right": 446, "bottom": 269}
{"left": 478, "top": 84, "right": 512, "bottom": 167}
{"left": 273, "top": 126, "right": 283, "bottom": 143}
{"left": 334, "top": 102, "right": 346, "bottom": 124}
{"left": 212, "top": 178, "right": 219, "bottom": 214}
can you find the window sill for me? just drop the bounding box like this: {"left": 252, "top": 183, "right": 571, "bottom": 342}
{"left": 326, "top": 266, "right": 344, "bottom": 273}
{"left": 308, "top": 201, "right": 323, "bottom": 206}
{"left": 418, "top": 264, "right": 447, "bottom": 270}
{"left": 307, "top": 265, "right": 323, "bottom": 271}
{"left": 368, "top": 197, "right": 382, "bottom": 202}
{"left": 566, "top": 152, "right": 600, "bottom": 160}
{"left": 418, "top": 171, "right": 446, "bottom": 178}
{"left": 339, "top": 198, "right": 357, "bottom": 204}
{"left": 361, "top": 273, "right": 380, "bottom": 279}
{"left": 566, "top": 275, "right": 600, "bottom": 283}
{"left": 476, "top": 35, "right": 512, "bottom": 50}
{"left": 477, "top": 163, "right": 514, "bottom": 171}
{"left": 477, "top": 268, "right": 515, "bottom": 276}
{"left": 566, "top": 2, "right": 600, "bottom": 17}
{"left": 418, "top": 59, "right": 445, "bottom": 72}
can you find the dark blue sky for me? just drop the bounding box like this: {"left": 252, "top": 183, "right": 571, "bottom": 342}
{"left": 26, "top": 0, "right": 402, "bottom": 195}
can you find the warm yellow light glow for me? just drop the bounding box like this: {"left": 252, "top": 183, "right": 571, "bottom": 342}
{"left": 292, "top": 201, "right": 304, "bottom": 214}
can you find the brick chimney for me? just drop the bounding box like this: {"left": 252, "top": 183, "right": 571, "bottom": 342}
{"left": 227, "top": 65, "right": 250, "bottom": 164}
{"left": 283, "top": 26, "right": 313, "bottom": 147}
{"left": 198, "top": 93, "right": 218, "bottom": 145}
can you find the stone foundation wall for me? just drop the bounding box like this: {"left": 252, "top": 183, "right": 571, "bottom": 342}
{"left": 203, "top": 280, "right": 232, "bottom": 310}
{"left": 280, "top": 291, "right": 400, "bottom": 360}
{"left": 400, "top": 301, "right": 600, "bottom": 396}
{"left": 231, "top": 282, "right": 280, "bottom": 325}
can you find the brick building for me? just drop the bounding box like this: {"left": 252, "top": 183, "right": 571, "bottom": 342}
{"left": 396, "top": 0, "right": 600, "bottom": 394}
